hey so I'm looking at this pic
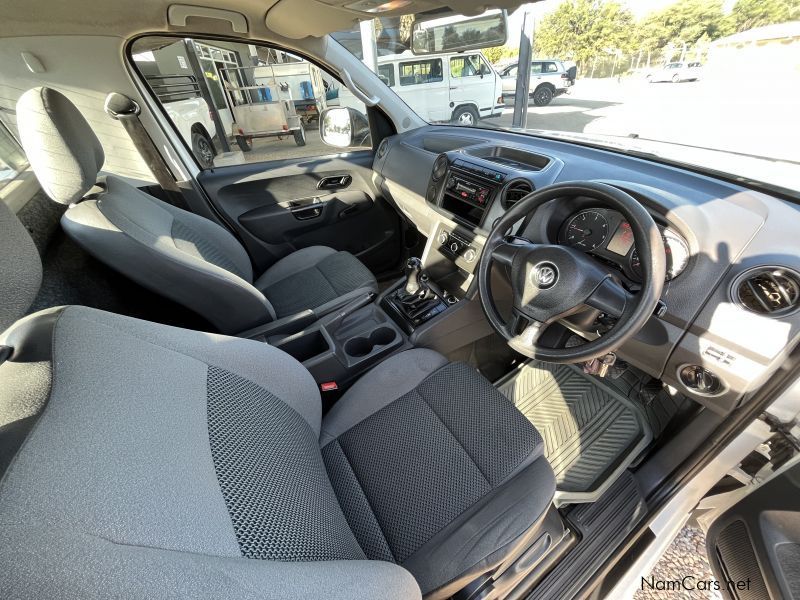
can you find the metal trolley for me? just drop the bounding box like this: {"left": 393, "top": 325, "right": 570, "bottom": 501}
{"left": 219, "top": 65, "right": 306, "bottom": 150}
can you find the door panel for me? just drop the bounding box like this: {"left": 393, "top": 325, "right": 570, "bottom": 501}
{"left": 705, "top": 457, "right": 800, "bottom": 599}
{"left": 197, "top": 151, "right": 401, "bottom": 275}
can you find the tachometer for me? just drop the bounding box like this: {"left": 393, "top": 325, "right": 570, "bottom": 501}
{"left": 630, "top": 229, "right": 690, "bottom": 281}
{"left": 564, "top": 210, "right": 609, "bottom": 251}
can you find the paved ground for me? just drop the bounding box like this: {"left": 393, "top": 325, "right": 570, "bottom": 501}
{"left": 489, "top": 76, "right": 797, "bottom": 163}
{"left": 634, "top": 526, "right": 723, "bottom": 600}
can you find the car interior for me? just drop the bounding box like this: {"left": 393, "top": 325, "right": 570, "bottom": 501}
{"left": 1, "top": 1, "right": 799, "bottom": 599}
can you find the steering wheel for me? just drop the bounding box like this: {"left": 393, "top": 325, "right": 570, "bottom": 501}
{"left": 477, "top": 181, "right": 666, "bottom": 363}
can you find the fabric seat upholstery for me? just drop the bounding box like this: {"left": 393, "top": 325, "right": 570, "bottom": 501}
{"left": 321, "top": 350, "right": 556, "bottom": 597}
{"left": 255, "top": 246, "right": 377, "bottom": 319}
{"left": 0, "top": 306, "right": 418, "bottom": 599}
{"left": 16, "top": 87, "right": 378, "bottom": 334}
{"left": 0, "top": 305, "right": 555, "bottom": 599}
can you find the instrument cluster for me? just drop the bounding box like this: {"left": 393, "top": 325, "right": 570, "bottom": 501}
{"left": 557, "top": 208, "right": 690, "bottom": 282}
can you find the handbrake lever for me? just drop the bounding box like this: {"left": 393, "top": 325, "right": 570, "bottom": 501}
{"left": 325, "top": 292, "right": 376, "bottom": 331}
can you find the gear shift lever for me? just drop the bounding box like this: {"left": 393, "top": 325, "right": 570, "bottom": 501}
{"left": 390, "top": 256, "right": 448, "bottom": 327}
{"left": 403, "top": 257, "right": 423, "bottom": 296}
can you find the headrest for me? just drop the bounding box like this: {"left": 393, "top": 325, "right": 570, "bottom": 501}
{"left": 0, "top": 201, "right": 42, "bottom": 333}
{"left": 16, "top": 87, "right": 104, "bottom": 205}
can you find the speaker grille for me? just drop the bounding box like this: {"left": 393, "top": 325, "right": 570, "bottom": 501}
{"left": 432, "top": 155, "right": 448, "bottom": 181}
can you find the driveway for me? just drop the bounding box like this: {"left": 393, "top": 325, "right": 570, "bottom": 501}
{"left": 489, "top": 76, "right": 798, "bottom": 163}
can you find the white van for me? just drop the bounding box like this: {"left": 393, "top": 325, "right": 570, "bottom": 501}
{"left": 339, "top": 50, "right": 504, "bottom": 126}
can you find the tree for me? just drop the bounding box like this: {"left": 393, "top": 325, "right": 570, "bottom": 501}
{"left": 727, "top": 0, "right": 800, "bottom": 33}
{"left": 534, "top": 0, "right": 636, "bottom": 71}
{"left": 482, "top": 45, "right": 519, "bottom": 65}
{"left": 637, "top": 0, "right": 730, "bottom": 51}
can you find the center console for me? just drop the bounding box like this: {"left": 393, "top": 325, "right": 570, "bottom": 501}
{"left": 267, "top": 297, "right": 409, "bottom": 392}
{"left": 252, "top": 150, "right": 536, "bottom": 393}
{"left": 378, "top": 151, "right": 520, "bottom": 348}
{"left": 426, "top": 155, "right": 508, "bottom": 230}
{"left": 382, "top": 257, "right": 459, "bottom": 333}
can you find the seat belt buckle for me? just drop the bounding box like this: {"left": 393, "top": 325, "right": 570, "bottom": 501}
{"left": 320, "top": 381, "right": 338, "bottom": 392}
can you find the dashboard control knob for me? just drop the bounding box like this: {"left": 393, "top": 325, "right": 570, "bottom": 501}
{"left": 438, "top": 231, "right": 449, "bottom": 245}
{"left": 679, "top": 365, "right": 723, "bottom": 395}
{"left": 463, "top": 248, "right": 477, "bottom": 263}
{"left": 450, "top": 242, "right": 459, "bottom": 253}
{"left": 446, "top": 176, "right": 456, "bottom": 189}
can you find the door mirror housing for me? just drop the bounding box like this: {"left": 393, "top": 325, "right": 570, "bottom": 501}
{"left": 319, "top": 106, "right": 371, "bottom": 148}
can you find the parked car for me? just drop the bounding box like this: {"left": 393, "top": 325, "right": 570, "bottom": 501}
{"left": 338, "top": 50, "right": 504, "bottom": 126}
{"left": 498, "top": 59, "right": 574, "bottom": 106}
{"left": 143, "top": 74, "right": 218, "bottom": 168}
{"left": 647, "top": 61, "right": 702, "bottom": 83}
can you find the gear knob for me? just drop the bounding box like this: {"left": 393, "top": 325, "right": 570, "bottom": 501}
{"left": 404, "top": 257, "right": 423, "bottom": 295}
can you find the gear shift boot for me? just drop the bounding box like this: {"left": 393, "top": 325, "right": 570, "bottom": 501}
{"left": 384, "top": 257, "right": 449, "bottom": 332}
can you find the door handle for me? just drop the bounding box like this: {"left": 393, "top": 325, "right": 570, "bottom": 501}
{"left": 338, "top": 205, "right": 358, "bottom": 219}
{"left": 292, "top": 204, "right": 323, "bottom": 220}
{"left": 317, "top": 175, "right": 352, "bottom": 190}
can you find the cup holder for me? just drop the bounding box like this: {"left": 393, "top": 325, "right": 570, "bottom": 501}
{"left": 344, "top": 326, "right": 398, "bottom": 357}
{"left": 370, "top": 326, "right": 396, "bottom": 346}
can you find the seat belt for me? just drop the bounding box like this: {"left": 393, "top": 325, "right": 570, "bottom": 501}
{"left": 103, "top": 92, "right": 180, "bottom": 193}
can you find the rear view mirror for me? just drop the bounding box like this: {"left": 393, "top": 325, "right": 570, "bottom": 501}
{"left": 319, "top": 106, "right": 370, "bottom": 148}
{"left": 411, "top": 10, "right": 508, "bottom": 55}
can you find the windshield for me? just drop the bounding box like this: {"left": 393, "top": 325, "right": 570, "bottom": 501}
{"left": 331, "top": 2, "right": 799, "bottom": 190}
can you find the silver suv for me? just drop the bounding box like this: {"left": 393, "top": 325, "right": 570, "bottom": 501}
{"left": 499, "top": 59, "right": 575, "bottom": 106}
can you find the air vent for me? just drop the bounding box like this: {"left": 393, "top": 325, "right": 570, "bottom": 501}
{"left": 432, "top": 155, "right": 448, "bottom": 181}
{"left": 502, "top": 180, "right": 533, "bottom": 209}
{"left": 377, "top": 138, "right": 389, "bottom": 158}
{"left": 734, "top": 267, "right": 800, "bottom": 317}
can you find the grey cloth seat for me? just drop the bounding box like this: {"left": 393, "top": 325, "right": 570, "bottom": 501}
{"left": 0, "top": 305, "right": 555, "bottom": 600}
{"left": 321, "top": 350, "right": 557, "bottom": 597}
{"left": 15, "top": 87, "right": 378, "bottom": 334}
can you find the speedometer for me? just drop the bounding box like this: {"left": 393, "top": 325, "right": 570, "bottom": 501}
{"left": 630, "top": 229, "right": 690, "bottom": 281}
{"left": 564, "top": 210, "right": 609, "bottom": 251}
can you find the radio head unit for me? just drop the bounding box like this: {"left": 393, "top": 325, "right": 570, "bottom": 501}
{"left": 428, "top": 154, "right": 509, "bottom": 228}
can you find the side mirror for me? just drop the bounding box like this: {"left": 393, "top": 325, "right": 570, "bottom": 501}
{"left": 319, "top": 106, "right": 371, "bottom": 148}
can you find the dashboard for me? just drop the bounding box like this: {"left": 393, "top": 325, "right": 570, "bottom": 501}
{"left": 371, "top": 125, "right": 800, "bottom": 416}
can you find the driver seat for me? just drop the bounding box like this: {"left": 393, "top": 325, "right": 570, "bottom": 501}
{"left": 0, "top": 200, "right": 557, "bottom": 598}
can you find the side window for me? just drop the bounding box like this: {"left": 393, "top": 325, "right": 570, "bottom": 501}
{"left": 543, "top": 62, "right": 559, "bottom": 73}
{"left": 130, "top": 36, "right": 372, "bottom": 169}
{"left": 450, "top": 55, "right": 488, "bottom": 78}
{"left": 0, "top": 121, "right": 28, "bottom": 191}
{"left": 377, "top": 64, "right": 395, "bottom": 87}
{"left": 399, "top": 59, "right": 443, "bottom": 86}
{"left": 530, "top": 62, "right": 543, "bottom": 75}
{"left": 505, "top": 65, "right": 518, "bottom": 77}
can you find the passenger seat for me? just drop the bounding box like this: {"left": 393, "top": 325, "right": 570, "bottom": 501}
{"left": 15, "top": 87, "right": 378, "bottom": 334}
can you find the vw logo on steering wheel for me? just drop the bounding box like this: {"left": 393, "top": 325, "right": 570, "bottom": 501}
{"left": 532, "top": 263, "right": 558, "bottom": 289}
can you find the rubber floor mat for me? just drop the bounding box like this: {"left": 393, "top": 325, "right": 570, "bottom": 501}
{"left": 497, "top": 360, "right": 651, "bottom": 503}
